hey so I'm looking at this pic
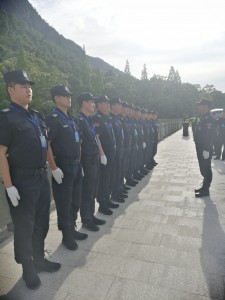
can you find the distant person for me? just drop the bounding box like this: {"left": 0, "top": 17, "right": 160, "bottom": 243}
{"left": 152, "top": 111, "right": 159, "bottom": 166}
{"left": 214, "top": 108, "right": 225, "bottom": 160}
{"left": 182, "top": 116, "right": 189, "bottom": 136}
{"left": 194, "top": 100, "right": 216, "bottom": 197}
{"left": 0, "top": 70, "right": 60, "bottom": 290}
{"left": 47, "top": 85, "right": 87, "bottom": 251}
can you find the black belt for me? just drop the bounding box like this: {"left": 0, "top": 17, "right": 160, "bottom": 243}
{"left": 11, "top": 166, "right": 47, "bottom": 177}
{"left": 55, "top": 157, "right": 80, "bottom": 165}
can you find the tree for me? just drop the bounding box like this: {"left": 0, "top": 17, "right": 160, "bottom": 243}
{"left": 167, "top": 66, "right": 181, "bottom": 83}
{"left": 141, "top": 64, "right": 148, "bottom": 80}
{"left": 124, "top": 59, "right": 131, "bottom": 75}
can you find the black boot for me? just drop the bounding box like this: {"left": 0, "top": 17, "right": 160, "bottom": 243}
{"left": 195, "top": 189, "right": 210, "bottom": 198}
{"left": 72, "top": 227, "right": 88, "bottom": 240}
{"left": 62, "top": 228, "right": 78, "bottom": 250}
{"left": 105, "top": 200, "right": 119, "bottom": 209}
{"left": 34, "top": 258, "right": 61, "bottom": 273}
{"left": 98, "top": 204, "right": 113, "bottom": 215}
{"left": 22, "top": 259, "right": 41, "bottom": 290}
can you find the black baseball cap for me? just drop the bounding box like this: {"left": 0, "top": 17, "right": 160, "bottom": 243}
{"left": 77, "top": 92, "right": 95, "bottom": 105}
{"left": 50, "top": 85, "right": 73, "bottom": 98}
{"left": 3, "top": 70, "right": 35, "bottom": 85}
{"left": 109, "top": 97, "right": 122, "bottom": 105}
{"left": 95, "top": 95, "right": 109, "bottom": 104}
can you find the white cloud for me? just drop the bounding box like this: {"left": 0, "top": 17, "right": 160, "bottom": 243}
{"left": 30, "top": 0, "right": 225, "bottom": 91}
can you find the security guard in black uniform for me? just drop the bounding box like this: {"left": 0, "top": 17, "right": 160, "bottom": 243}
{"left": 109, "top": 97, "right": 126, "bottom": 203}
{"left": 120, "top": 102, "right": 132, "bottom": 192}
{"left": 146, "top": 110, "right": 155, "bottom": 170}
{"left": 0, "top": 70, "right": 60, "bottom": 290}
{"left": 47, "top": 85, "right": 87, "bottom": 251}
{"left": 152, "top": 111, "right": 159, "bottom": 166}
{"left": 215, "top": 108, "right": 225, "bottom": 160}
{"left": 125, "top": 104, "right": 139, "bottom": 186}
{"left": 77, "top": 92, "right": 106, "bottom": 231}
{"left": 92, "top": 96, "right": 119, "bottom": 215}
{"left": 194, "top": 99, "right": 216, "bottom": 197}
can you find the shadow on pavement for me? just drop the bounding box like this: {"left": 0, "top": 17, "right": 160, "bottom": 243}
{"left": 200, "top": 196, "right": 225, "bottom": 299}
{"left": 0, "top": 172, "right": 153, "bottom": 300}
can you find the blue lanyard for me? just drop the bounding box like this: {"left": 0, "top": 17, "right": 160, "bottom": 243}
{"left": 54, "top": 108, "right": 77, "bottom": 131}
{"left": 79, "top": 113, "right": 97, "bottom": 141}
{"left": 9, "top": 104, "right": 40, "bottom": 129}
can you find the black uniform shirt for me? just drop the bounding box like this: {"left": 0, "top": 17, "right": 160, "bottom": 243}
{"left": 136, "top": 119, "right": 144, "bottom": 146}
{"left": 147, "top": 120, "right": 154, "bottom": 142}
{"left": 0, "top": 102, "right": 47, "bottom": 169}
{"left": 152, "top": 120, "right": 159, "bottom": 142}
{"left": 77, "top": 112, "right": 99, "bottom": 156}
{"left": 92, "top": 111, "right": 116, "bottom": 153}
{"left": 129, "top": 118, "right": 138, "bottom": 147}
{"left": 120, "top": 116, "right": 132, "bottom": 150}
{"left": 47, "top": 107, "right": 80, "bottom": 160}
{"left": 109, "top": 113, "right": 124, "bottom": 148}
{"left": 194, "top": 112, "right": 216, "bottom": 151}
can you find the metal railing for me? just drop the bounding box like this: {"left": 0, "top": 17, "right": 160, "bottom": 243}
{"left": 0, "top": 118, "right": 182, "bottom": 229}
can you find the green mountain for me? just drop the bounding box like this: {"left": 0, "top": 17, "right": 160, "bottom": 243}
{"left": 0, "top": 0, "right": 224, "bottom": 117}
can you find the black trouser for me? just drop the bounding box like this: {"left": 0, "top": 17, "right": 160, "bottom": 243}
{"left": 110, "top": 146, "right": 123, "bottom": 198}
{"left": 97, "top": 150, "right": 116, "bottom": 205}
{"left": 196, "top": 148, "right": 213, "bottom": 189}
{"left": 146, "top": 139, "right": 154, "bottom": 167}
{"left": 216, "top": 134, "right": 225, "bottom": 159}
{"left": 80, "top": 155, "right": 100, "bottom": 223}
{"left": 120, "top": 147, "right": 130, "bottom": 189}
{"left": 153, "top": 138, "right": 158, "bottom": 159}
{"left": 126, "top": 145, "right": 138, "bottom": 180}
{"left": 7, "top": 171, "right": 50, "bottom": 263}
{"left": 52, "top": 162, "right": 82, "bottom": 231}
{"left": 135, "top": 144, "right": 143, "bottom": 174}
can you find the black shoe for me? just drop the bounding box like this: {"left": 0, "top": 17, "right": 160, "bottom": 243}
{"left": 195, "top": 189, "right": 209, "bottom": 197}
{"left": 34, "top": 259, "right": 61, "bottom": 273}
{"left": 123, "top": 185, "right": 131, "bottom": 191}
{"left": 93, "top": 216, "right": 106, "bottom": 225}
{"left": 93, "top": 215, "right": 106, "bottom": 225}
{"left": 121, "top": 189, "right": 128, "bottom": 195}
{"left": 118, "top": 193, "right": 128, "bottom": 198}
{"left": 214, "top": 157, "right": 220, "bottom": 160}
{"left": 73, "top": 228, "right": 88, "bottom": 240}
{"left": 111, "top": 197, "right": 125, "bottom": 203}
{"left": 126, "top": 181, "right": 136, "bottom": 187}
{"left": 195, "top": 187, "right": 203, "bottom": 193}
{"left": 82, "top": 221, "right": 100, "bottom": 231}
{"left": 22, "top": 260, "right": 41, "bottom": 290}
{"left": 98, "top": 205, "right": 113, "bottom": 215}
{"left": 105, "top": 200, "right": 119, "bottom": 209}
{"left": 62, "top": 229, "right": 78, "bottom": 250}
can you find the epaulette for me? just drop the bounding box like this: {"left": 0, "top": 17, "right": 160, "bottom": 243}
{"left": 32, "top": 109, "right": 39, "bottom": 114}
{"left": 52, "top": 113, "right": 58, "bottom": 118}
{"left": 1, "top": 108, "right": 10, "bottom": 113}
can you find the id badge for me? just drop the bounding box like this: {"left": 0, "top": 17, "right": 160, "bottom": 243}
{"left": 75, "top": 131, "right": 80, "bottom": 142}
{"left": 40, "top": 135, "right": 47, "bottom": 148}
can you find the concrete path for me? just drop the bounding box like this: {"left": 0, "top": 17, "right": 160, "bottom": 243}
{"left": 1, "top": 129, "right": 225, "bottom": 300}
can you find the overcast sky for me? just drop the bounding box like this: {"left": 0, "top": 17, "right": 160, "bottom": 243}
{"left": 29, "top": 0, "right": 225, "bottom": 92}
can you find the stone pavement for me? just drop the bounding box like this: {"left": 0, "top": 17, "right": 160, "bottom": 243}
{"left": 1, "top": 129, "right": 225, "bottom": 300}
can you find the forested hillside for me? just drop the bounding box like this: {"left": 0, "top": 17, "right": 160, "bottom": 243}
{"left": 0, "top": 0, "right": 224, "bottom": 117}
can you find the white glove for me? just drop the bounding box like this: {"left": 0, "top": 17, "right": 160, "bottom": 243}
{"left": 100, "top": 154, "right": 107, "bottom": 166}
{"left": 143, "top": 142, "right": 146, "bottom": 149}
{"left": 203, "top": 151, "right": 209, "bottom": 160}
{"left": 52, "top": 167, "right": 64, "bottom": 184}
{"left": 6, "top": 186, "right": 20, "bottom": 207}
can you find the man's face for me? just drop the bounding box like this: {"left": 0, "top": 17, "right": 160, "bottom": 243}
{"left": 8, "top": 83, "right": 32, "bottom": 106}
{"left": 85, "top": 99, "right": 95, "bottom": 114}
{"left": 55, "top": 95, "right": 71, "bottom": 108}
{"left": 111, "top": 103, "right": 122, "bottom": 115}
{"left": 98, "top": 101, "right": 110, "bottom": 115}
